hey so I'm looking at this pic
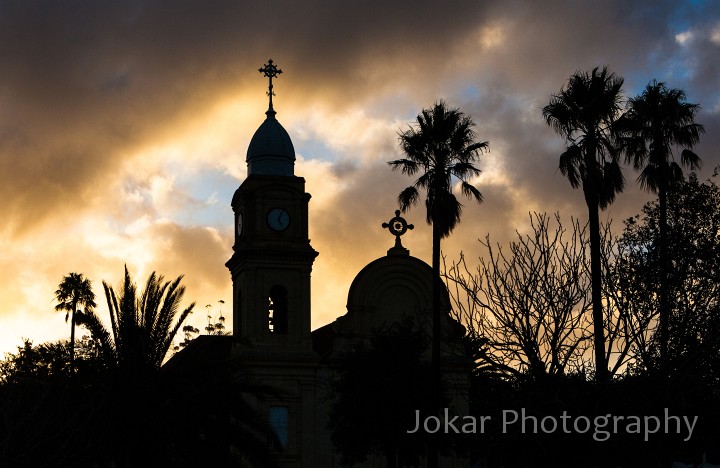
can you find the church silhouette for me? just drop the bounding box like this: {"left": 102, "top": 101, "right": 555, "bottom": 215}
{"left": 174, "top": 60, "right": 470, "bottom": 467}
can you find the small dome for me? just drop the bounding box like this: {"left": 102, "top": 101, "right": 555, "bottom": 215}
{"left": 246, "top": 110, "right": 295, "bottom": 176}
{"left": 346, "top": 254, "right": 450, "bottom": 316}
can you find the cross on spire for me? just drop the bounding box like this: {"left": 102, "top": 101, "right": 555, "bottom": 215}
{"left": 259, "top": 59, "right": 283, "bottom": 113}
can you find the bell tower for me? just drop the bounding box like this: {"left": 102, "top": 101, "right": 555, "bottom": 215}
{"left": 226, "top": 59, "right": 318, "bottom": 352}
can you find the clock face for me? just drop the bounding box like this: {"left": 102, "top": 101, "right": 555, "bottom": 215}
{"left": 236, "top": 213, "right": 243, "bottom": 236}
{"left": 267, "top": 208, "right": 290, "bottom": 231}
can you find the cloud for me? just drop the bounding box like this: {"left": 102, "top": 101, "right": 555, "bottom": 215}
{"left": 1, "top": 0, "right": 719, "bottom": 353}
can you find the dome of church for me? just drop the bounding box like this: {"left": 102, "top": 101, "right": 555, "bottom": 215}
{"left": 346, "top": 253, "right": 450, "bottom": 319}
{"left": 246, "top": 110, "right": 295, "bottom": 176}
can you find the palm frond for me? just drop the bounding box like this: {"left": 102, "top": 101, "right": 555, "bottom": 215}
{"left": 637, "top": 164, "right": 660, "bottom": 193}
{"left": 680, "top": 149, "right": 702, "bottom": 171}
{"left": 460, "top": 181, "right": 483, "bottom": 204}
{"left": 103, "top": 280, "right": 121, "bottom": 347}
{"left": 466, "top": 140, "right": 490, "bottom": 155}
{"left": 599, "top": 159, "right": 625, "bottom": 209}
{"left": 558, "top": 145, "right": 583, "bottom": 189}
{"left": 428, "top": 191, "right": 462, "bottom": 238}
{"left": 388, "top": 158, "right": 420, "bottom": 176}
{"left": 542, "top": 98, "right": 575, "bottom": 139}
{"left": 75, "top": 309, "right": 116, "bottom": 365}
{"left": 92, "top": 267, "right": 195, "bottom": 375}
{"left": 397, "top": 186, "right": 420, "bottom": 212}
{"left": 451, "top": 161, "right": 482, "bottom": 179}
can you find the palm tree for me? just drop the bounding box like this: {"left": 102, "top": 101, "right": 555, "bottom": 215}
{"left": 77, "top": 267, "right": 281, "bottom": 465}
{"left": 389, "top": 101, "right": 488, "bottom": 460}
{"left": 54, "top": 272, "right": 97, "bottom": 370}
{"left": 77, "top": 265, "right": 195, "bottom": 377}
{"left": 618, "top": 80, "right": 704, "bottom": 378}
{"left": 542, "top": 67, "right": 625, "bottom": 383}
{"left": 77, "top": 267, "right": 193, "bottom": 465}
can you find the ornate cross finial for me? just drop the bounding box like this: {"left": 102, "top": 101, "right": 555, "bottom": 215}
{"left": 382, "top": 210, "right": 414, "bottom": 255}
{"left": 258, "top": 59, "right": 283, "bottom": 112}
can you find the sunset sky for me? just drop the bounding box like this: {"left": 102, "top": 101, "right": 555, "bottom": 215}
{"left": 1, "top": 0, "right": 719, "bottom": 355}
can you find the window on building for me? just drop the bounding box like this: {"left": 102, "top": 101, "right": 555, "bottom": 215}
{"left": 269, "top": 406, "right": 289, "bottom": 448}
{"left": 268, "top": 285, "right": 288, "bottom": 334}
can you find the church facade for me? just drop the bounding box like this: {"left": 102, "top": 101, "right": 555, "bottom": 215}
{"left": 220, "top": 61, "right": 470, "bottom": 467}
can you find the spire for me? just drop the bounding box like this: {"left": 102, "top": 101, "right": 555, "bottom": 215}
{"left": 246, "top": 59, "right": 295, "bottom": 176}
{"left": 258, "top": 59, "right": 283, "bottom": 117}
{"left": 382, "top": 210, "right": 414, "bottom": 256}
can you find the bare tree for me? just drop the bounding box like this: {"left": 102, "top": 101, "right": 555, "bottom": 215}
{"left": 446, "top": 213, "right": 592, "bottom": 381}
{"left": 447, "top": 212, "right": 655, "bottom": 382}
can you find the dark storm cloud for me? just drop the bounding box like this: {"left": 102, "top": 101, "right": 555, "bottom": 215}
{"left": 0, "top": 0, "right": 493, "bottom": 232}
{"left": 1, "top": 0, "right": 718, "bottom": 237}
{"left": 449, "top": 0, "right": 720, "bottom": 232}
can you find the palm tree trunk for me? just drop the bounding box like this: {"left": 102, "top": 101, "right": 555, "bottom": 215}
{"left": 429, "top": 220, "right": 442, "bottom": 468}
{"left": 658, "top": 185, "right": 669, "bottom": 379}
{"left": 587, "top": 198, "right": 608, "bottom": 383}
{"left": 70, "top": 298, "right": 77, "bottom": 372}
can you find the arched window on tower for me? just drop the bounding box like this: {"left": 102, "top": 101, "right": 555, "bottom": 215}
{"left": 268, "top": 285, "right": 288, "bottom": 334}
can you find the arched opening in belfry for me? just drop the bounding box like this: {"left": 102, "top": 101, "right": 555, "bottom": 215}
{"left": 268, "top": 285, "right": 289, "bottom": 334}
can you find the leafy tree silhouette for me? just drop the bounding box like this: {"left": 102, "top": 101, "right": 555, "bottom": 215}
{"left": 0, "top": 339, "right": 108, "bottom": 467}
{"left": 328, "top": 321, "right": 437, "bottom": 468}
{"left": 616, "top": 172, "right": 719, "bottom": 381}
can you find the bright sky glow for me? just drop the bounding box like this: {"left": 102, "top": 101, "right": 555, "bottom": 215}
{"left": 0, "top": 0, "right": 718, "bottom": 356}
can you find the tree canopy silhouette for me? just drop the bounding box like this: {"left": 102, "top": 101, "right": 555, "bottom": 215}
{"left": 328, "top": 321, "right": 436, "bottom": 467}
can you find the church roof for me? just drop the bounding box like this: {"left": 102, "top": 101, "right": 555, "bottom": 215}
{"left": 246, "top": 109, "right": 296, "bottom": 176}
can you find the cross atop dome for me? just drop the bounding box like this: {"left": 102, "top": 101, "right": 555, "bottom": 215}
{"left": 246, "top": 59, "right": 295, "bottom": 176}
{"left": 382, "top": 210, "right": 414, "bottom": 256}
{"left": 259, "top": 59, "right": 283, "bottom": 114}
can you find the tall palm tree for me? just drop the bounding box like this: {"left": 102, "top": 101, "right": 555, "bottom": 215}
{"left": 542, "top": 67, "right": 625, "bottom": 383}
{"left": 54, "top": 272, "right": 97, "bottom": 370}
{"left": 389, "top": 102, "right": 488, "bottom": 457}
{"left": 77, "top": 266, "right": 195, "bottom": 377}
{"left": 618, "top": 80, "right": 704, "bottom": 378}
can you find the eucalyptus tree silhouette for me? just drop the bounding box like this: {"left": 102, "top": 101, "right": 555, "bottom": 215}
{"left": 389, "top": 101, "right": 487, "bottom": 466}
{"left": 54, "top": 272, "right": 97, "bottom": 371}
{"left": 618, "top": 80, "right": 704, "bottom": 378}
{"left": 542, "top": 67, "right": 625, "bottom": 383}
